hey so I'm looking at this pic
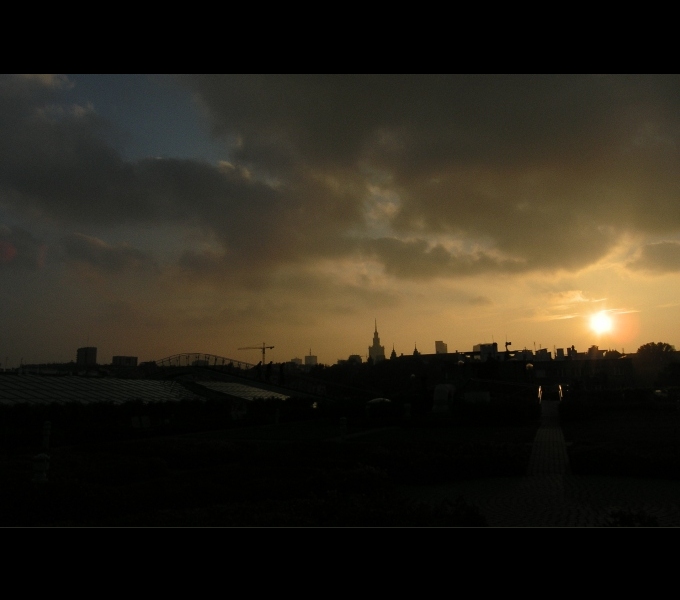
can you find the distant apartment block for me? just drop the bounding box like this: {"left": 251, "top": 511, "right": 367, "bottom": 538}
{"left": 290, "top": 357, "right": 302, "bottom": 366}
{"left": 112, "top": 356, "right": 138, "bottom": 367}
{"left": 473, "top": 342, "right": 498, "bottom": 361}
{"left": 587, "top": 345, "right": 606, "bottom": 360}
{"left": 514, "top": 348, "right": 534, "bottom": 361}
{"left": 435, "top": 341, "right": 448, "bottom": 354}
{"left": 305, "top": 352, "right": 318, "bottom": 367}
{"left": 534, "top": 348, "right": 552, "bottom": 361}
{"left": 76, "top": 347, "right": 97, "bottom": 366}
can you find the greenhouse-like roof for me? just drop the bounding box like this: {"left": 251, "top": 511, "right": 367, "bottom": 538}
{"left": 196, "top": 381, "right": 290, "bottom": 401}
{"left": 0, "top": 375, "right": 203, "bottom": 405}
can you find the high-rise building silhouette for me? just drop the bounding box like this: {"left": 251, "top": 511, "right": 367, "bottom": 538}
{"left": 435, "top": 340, "right": 448, "bottom": 354}
{"left": 368, "top": 320, "right": 385, "bottom": 362}
{"left": 77, "top": 347, "right": 97, "bottom": 366}
{"left": 304, "top": 349, "right": 317, "bottom": 367}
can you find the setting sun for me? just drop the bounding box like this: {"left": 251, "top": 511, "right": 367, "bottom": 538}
{"left": 590, "top": 311, "right": 613, "bottom": 335}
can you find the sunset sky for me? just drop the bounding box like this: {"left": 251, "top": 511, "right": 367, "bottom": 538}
{"left": 1, "top": 74, "right": 679, "bottom": 366}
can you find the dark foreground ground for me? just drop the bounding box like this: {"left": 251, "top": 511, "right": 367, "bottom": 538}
{"left": 3, "top": 402, "right": 679, "bottom": 526}
{"left": 561, "top": 401, "right": 680, "bottom": 480}
{"left": 399, "top": 400, "right": 680, "bottom": 527}
{"left": 1, "top": 416, "right": 537, "bottom": 527}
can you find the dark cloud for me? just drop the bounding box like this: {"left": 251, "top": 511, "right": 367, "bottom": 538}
{"left": 627, "top": 241, "right": 680, "bottom": 273}
{"left": 185, "top": 74, "right": 680, "bottom": 274}
{"left": 177, "top": 248, "right": 228, "bottom": 278}
{"left": 186, "top": 75, "right": 658, "bottom": 172}
{"left": 97, "top": 299, "right": 170, "bottom": 329}
{"left": 61, "top": 233, "right": 152, "bottom": 273}
{"left": 0, "top": 76, "right": 130, "bottom": 221}
{"left": 362, "top": 237, "right": 525, "bottom": 279}
{"left": 389, "top": 167, "right": 625, "bottom": 271}
{"left": 0, "top": 75, "right": 366, "bottom": 277}
{"left": 184, "top": 74, "right": 680, "bottom": 180}
{"left": 175, "top": 248, "right": 400, "bottom": 313}
{"left": 0, "top": 225, "right": 46, "bottom": 270}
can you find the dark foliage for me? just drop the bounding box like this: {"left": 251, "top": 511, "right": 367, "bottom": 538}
{"left": 604, "top": 507, "right": 659, "bottom": 527}
{"left": 636, "top": 342, "right": 676, "bottom": 360}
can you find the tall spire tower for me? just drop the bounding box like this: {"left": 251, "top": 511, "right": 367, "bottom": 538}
{"left": 368, "top": 319, "right": 386, "bottom": 362}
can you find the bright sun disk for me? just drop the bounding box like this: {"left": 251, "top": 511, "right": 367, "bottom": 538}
{"left": 590, "top": 311, "right": 613, "bottom": 335}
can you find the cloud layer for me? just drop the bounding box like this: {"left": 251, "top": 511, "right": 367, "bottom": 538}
{"left": 627, "top": 241, "right": 680, "bottom": 273}
{"left": 185, "top": 74, "right": 680, "bottom": 275}
{"left": 2, "top": 74, "right": 680, "bottom": 362}
{"left": 4, "top": 74, "right": 680, "bottom": 281}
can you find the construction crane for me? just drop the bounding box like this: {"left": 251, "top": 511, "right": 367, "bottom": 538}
{"left": 238, "top": 343, "right": 274, "bottom": 364}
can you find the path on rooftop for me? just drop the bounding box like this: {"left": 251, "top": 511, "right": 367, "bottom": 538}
{"left": 399, "top": 400, "right": 680, "bottom": 527}
{"left": 526, "top": 399, "right": 570, "bottom": 476}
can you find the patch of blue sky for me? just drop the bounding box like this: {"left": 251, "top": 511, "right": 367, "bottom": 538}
{"left": 65, "top": 74, "right": 229, "bottom": 164}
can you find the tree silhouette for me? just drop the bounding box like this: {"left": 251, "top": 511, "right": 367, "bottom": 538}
{"left": 636, "top": 342, "right": 676, "bottom": 361}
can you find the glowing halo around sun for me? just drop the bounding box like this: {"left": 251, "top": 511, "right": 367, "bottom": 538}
{"left": 590, "top": 311, "right": 613, "bottom": 335}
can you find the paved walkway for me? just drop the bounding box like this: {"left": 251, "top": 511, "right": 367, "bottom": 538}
{"left": 400, "top": 400, "right": 680, "bottom": 526}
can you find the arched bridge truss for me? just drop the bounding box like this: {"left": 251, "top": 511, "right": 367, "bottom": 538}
{"left": 151, "top": 353, "right": 372, "bottom": 400}
{"left": 154, "top": 353, "right": 257, "bottom": 371}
